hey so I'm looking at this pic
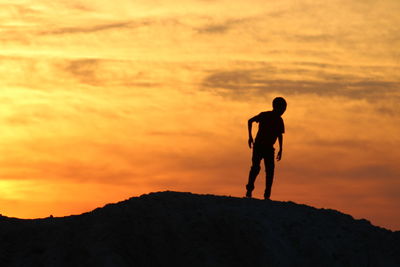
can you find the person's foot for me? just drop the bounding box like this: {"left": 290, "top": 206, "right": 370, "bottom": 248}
{"left": 245, "top": 190, "right": 252, "bottom": 198}
{"left": 245, "top": 184, "right": 254, "bottom": 198}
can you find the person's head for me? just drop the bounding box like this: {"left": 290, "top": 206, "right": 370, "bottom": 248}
{"left": 272, "top": 97, "right": 287, "bottom": 115}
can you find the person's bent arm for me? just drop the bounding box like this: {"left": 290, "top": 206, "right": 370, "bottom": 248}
{"left": 277, "top": 134, "right": 283, "bottom": 161}
{"left": 248, "top": 117, "right": 257, "bottom": 148}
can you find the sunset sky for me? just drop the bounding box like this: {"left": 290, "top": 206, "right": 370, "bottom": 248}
{"left": 0, "top": 0, "right": 399, "bottom": 230}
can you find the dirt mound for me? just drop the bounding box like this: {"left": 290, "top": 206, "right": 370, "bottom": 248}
{"left": 1, "top": 191, "right": 399, "bottom": 266}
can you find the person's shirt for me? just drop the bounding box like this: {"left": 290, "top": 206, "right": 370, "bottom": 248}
{"left": 254, "top": 111, "right": 285, "bottom": 146}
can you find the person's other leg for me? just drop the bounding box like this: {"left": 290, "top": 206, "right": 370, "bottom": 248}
{"left": 246, "top": 145, "right": 262, "bottom": 197}
{"left": 263, "top": 148, "right": 275, "bottom": 200}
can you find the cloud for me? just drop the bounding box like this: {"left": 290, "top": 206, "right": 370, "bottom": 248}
{"left": 196, "top": 16, "right": 255, "bottom": 34}
{"left": 61, "top": 58, "right": 160, "bottom": 87}
{"left": 196, "top": 19, "right": 240, "bottom": 34}
{"left": 309, "top": 138, "right": 374, "bottom": 150}
{"left": 0, "top": 3, "right": 40, "bottom": 20}
{"left": 0, "top": 55, "right": 161, "bottom": 89}
{"left": 63, "top": 58, "right": 101, "bottom": 85}
{"left": 202, "top": 68, "right": 400, "bottom": 100}
{"left": 197, "top": 23, "right": 231, "bottom": 34}
{"left": 147, "top": 130, "right": 217, "bottom": 138}
{"left": 289, "top": 34, "right": 336, "bottom": 43}
{"left": 40, "top": 21, "right": 135, "bottom": 35}
{"left": 343, "top": 164, "right": 400, "bottom": 181}
{"left": 38, "top": 16, "right": 187, "bottom": 37}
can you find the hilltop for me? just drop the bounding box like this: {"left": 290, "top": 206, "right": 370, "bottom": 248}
{"left": 0, "top": 191, "right": 399, "bottom": 266}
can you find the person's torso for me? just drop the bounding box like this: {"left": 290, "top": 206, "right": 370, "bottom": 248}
{"left": 255, "top": 111, "right": 284, "bottom": 146}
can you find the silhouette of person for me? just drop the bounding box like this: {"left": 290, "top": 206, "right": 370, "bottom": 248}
{"left": 246, "top": 97, "right": 287, "bottom": 199}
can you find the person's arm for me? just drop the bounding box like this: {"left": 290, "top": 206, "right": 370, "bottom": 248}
{"left": 248, "top": 116, "right": 258, "bottom": 148}
{"left": 277, "top": 134, "right": 283, "bottom": 161}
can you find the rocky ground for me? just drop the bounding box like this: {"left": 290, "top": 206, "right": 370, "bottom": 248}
{"left": 0, "top": 191, "right": 399, "bottom": 266}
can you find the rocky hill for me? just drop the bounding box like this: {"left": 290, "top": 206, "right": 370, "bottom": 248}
{"left": 0, "top": 191, "right": 399, "bottom": 266}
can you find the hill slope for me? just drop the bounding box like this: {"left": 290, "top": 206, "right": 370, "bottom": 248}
{"left": 0, "top": 191, "right": 399, "bottom": 266}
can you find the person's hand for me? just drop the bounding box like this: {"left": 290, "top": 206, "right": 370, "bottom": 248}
{"left": 248, "top": 137, "right": 254, "bottom": 148}
{"left": 277, "top": 150, "right": 282, "bottom": 161}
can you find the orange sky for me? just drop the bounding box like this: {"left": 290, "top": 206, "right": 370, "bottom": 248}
{"left": 0, "top": 0, "right": 399, "bottom": 230}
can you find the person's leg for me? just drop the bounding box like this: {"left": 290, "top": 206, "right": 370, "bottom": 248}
{"left": 263, "top": 148, "right": 275, "bottom": 200}
{"left": 246, "top": 145, "right": 262, "bottom": 197}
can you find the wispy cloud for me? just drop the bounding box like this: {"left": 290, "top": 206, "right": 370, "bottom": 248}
{"left": 202, "top": 68, "right": 400, "bottom": 101}
{"left": 196, "top": 17, "right": 252, "bottom": 34}
{"left": 40, "top": 21, "right": 136, "bottom": 35}
{"left": 0, "top": 3, "right": 41, "bottom": 21}
{"left": 61, "top": 58, "right": 161, "bottom": 87}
